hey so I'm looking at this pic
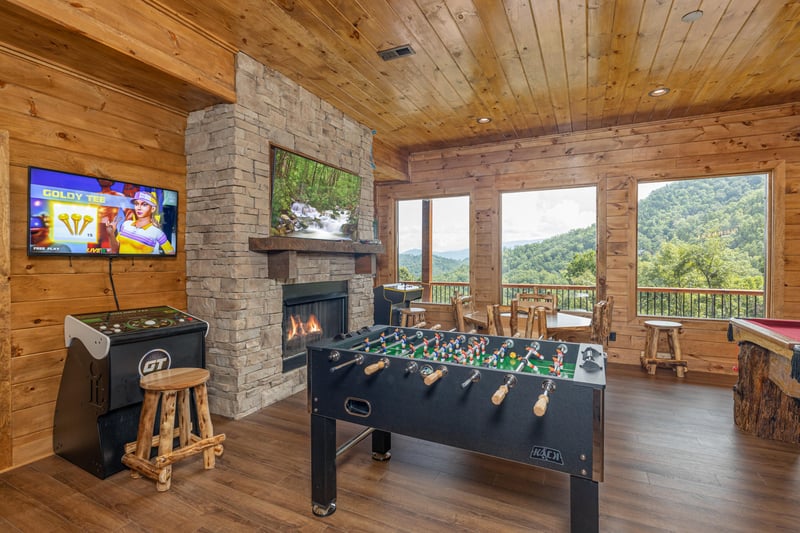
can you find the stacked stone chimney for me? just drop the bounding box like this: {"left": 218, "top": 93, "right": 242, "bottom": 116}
{"left": 184, "top": 52, "right": 375, "bottom": 419}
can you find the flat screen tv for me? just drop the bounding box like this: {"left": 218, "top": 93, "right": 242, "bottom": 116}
{"left": 28, "top": 166, "right": 178, "bottom": 257}
{"left": 270, "top": 145, "right": 362, "bottom": 241}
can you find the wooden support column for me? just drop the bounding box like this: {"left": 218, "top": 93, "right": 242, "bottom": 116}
{"left": 0, "top": 131, "right": 9, "bottom": 471}
{"left": 421, "top": 199, "right": 432, "bottom": 301}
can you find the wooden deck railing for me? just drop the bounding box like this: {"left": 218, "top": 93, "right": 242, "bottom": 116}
{"left": 415, "top": 281, "right": 765, "bottom": 319}
{"left": 637, "top": 286, "right": 764, "bottom": 319}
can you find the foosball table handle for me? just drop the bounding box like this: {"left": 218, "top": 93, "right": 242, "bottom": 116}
{"left": 423, "top": 367, "right": 447, "bottom": 386}
{"left": 364, "top": 358, "right": 389, "bottom": 375}
{"left": 492, "top": 385, "right": 510, "bottom": 405}
{"left": 491, "top": 374, "right": 517, "bottom": 405}
{"left": 533, "top": 394, "right": 550, "bottom": 417}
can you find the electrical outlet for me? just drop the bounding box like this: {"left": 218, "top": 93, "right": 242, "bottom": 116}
{"left": 609, "top": 331, "right": 616, "bottom": 342}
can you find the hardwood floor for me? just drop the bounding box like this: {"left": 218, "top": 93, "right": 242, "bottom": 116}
{"left": 2, "top": 364, "right": 799, "bottom": 532}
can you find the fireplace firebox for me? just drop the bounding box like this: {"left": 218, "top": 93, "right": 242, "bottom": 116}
{"left": 282, "top": 281, "right": 348, "bottom": 372}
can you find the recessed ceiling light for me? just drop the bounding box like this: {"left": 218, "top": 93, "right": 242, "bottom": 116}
{"left": 476, "top": 117, "right": 492, "bottom": 124}
{"left": 681, "top": 10, "right": 703, "bottom": 23}
{"left": 648, "top": 87, "right": 670, "bottom": 97}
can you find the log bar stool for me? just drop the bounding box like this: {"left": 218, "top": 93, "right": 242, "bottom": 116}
{"left": 122, "top": 368, "right": 225, "bottom": 491}
{"left": 641, "top": 320, "right": 687, "bottom": 377}
{"left": 399, "top": 307, "right": 426, "bottom": 327}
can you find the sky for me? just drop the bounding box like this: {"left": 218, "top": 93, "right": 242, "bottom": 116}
{"left": 398, "top": 183, "right": 669, "bottom": 253}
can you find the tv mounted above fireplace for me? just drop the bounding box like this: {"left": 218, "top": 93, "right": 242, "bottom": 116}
{"left": 270, "top": 145, "right": 362, "bottom": 242}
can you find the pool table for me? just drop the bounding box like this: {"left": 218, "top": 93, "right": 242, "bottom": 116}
{"left": 729, "top": 318, "right": 800, "bottom": 443}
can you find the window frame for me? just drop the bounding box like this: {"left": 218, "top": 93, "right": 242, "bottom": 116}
{"left": 395, "top": 194, "right": 471, "bottom": 303}
{"left": 634, "top": 167, "right": 782, "bottom": 320}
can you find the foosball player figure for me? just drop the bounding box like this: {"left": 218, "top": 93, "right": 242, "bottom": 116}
{"left": 525, "top": 344, "right": 544, "bottom": 360}
{"left": 400, "top": 335, "right": 407, "bottom": 350}
{"left": 550, "top": 349, "right": 564, "bottom": 376}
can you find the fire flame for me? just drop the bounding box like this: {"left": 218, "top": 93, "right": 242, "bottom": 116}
{"left": 287, "top": 313, "right": 322, "bottom": 341}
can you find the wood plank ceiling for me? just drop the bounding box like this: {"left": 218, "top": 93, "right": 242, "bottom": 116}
{"left": 156, "top": 0, "right": 800, "bottom": 162}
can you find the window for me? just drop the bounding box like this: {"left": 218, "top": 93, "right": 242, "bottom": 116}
{"left": 397, "top": 196, "right": 470, "bottom": 303}
{"left": 501, "top": 187, "right": 597, "bottom": 310}
{"left": 637, "top": 174, "right": 767, "bottom": 319}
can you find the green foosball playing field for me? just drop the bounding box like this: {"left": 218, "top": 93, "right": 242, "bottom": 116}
{"left": 356, "top": 328, "right": 576, "bottom": 379}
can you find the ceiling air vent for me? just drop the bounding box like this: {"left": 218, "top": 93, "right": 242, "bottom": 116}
{"left": 378, "top": 44, "right": 415, "bottom": 61}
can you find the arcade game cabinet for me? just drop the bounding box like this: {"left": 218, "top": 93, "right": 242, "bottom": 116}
{"left": 373, "top": 283, "right": 423, "bottom": 325}
{"left": 53, "top": 306, "right": 208, "bottom": 478}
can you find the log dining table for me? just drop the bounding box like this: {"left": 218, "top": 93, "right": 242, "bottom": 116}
{"left": 463, "top": 308, "right": 592, "bottom": 336}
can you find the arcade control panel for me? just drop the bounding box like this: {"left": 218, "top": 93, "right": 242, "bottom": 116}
{"left": 65, "top": 305, "right": 207, "bottom": 360}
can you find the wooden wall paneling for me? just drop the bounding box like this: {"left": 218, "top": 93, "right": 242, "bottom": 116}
{"left": 11, "top": 271, "right": 185, "bottom": 303}
{"left": 11, "top": 350, "right": 65, "bottom": 384}
{"left": 2, "top": 48, "right": 189, "bottom": 469}
{"left": 10, "top": 325, "right": 64, "bottom": 357}
{"left": 374, "top": 186, "right": 396, "bottom": 287}
{"left": 11, "top": 427, "right": 50, "bottom": 468}
{"left": 11, "top": 403, "right": 52, "bottom": 465}
{"left": 372, "top": 137, "right": 409, "bottom": 183}
{"left": 1, "top": 0, "right": 236, "bottom": 109}
{"left": 1, "top": 130, "right": 11, "bottom": 471}
{"left": 12, "top": 375, "right": 59, "bottom": 411}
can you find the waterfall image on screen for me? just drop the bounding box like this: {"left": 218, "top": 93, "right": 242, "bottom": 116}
{"left": 270, "top": 146, "right": 362, "bottom": 241}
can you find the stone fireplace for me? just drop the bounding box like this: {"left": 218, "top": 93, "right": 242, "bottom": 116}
{"left": 184, "top": 52, "right": 377, "bottom": 419}
{"left": 281, "top": 280, "right": 348, "bottom": 372}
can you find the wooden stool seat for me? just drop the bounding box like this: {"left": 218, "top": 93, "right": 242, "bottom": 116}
{"left": 122, "top": 368, "right": 225, "bottom": 491}
{"left": 641, "top": 320, "right": 687, "bottom": 377}
{"left": 400, "top": 307, "right": 426, "bottom": 327}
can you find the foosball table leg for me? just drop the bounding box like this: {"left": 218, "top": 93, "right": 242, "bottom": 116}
{"left": 371, "top": 429, "right": 392, "bottom": 461}
{"left": 569, "top": 475, "right": 599, "bottom": 533}
{"left": 311, "top": 414, "right": 337, "bottom": 517}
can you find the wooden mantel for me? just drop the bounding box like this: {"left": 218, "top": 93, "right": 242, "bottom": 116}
{"left": 249, "top": 236, "right": 384, "bottom": 255}
{"left": 248, "top": 236, "right": 385, "bottom": 279}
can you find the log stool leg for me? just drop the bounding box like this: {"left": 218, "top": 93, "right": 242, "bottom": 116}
{"left": 667, "top": 328, "right": 686, "bottom": 378}
{"left": 130, "top": 390, "right": 160, "bottom": 479}
{"left": 194, "top": 381, "right": 218, "bottom": 469}
{"left": 155, "top": 390, "right": 178, "bottom": 491}
{"left": 178, "top": 388, "right": 191, "bottom": 448}
{"left": 645, "top": 325, "right": 659, "bottom": 375}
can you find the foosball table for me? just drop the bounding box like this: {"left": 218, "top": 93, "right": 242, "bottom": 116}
{"left": 307, "top": 325, "right": 606, "bottom": 532}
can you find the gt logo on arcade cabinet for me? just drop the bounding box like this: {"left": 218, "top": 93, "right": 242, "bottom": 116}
{"left": 138, "top": 348, "right": 172, "bottom": 376}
